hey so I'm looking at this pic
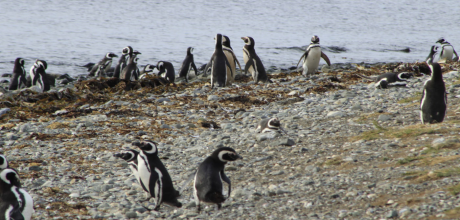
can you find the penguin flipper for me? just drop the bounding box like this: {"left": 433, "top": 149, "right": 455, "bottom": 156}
{"left": 231, "top": 51, "right": 243, "bottom": 72}
{"left": 244, "top": 59, "right": 255, "bottom": 75}
{"left": 296, "top": 51, "right": 308, "bottom": 68}
{"left": 191, "top": 62, "right": 198, "bottom": 76}
{"left": 453, "top": 49, "right": 459, "bottom": 62}
{"left": 220, "top": 170, "right": 231, "bottom": 198}
{"left": 321, "top": 51, "right": 331, "bottom": 66}
{"left": 355, "top": 73, "right": 376, "bottom": 81}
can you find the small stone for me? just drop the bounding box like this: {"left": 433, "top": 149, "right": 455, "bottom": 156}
{"left": 160, "top": 124, "right": 170, "bottom": 129}
{"left": 69, "top": 192, "right": 80, "bottom": 198}
{"left": 386, "top": 210, "right": 398, "bottom": 218}
{"left": 207, "top": 95, "right": 219, "bottom": 101}
{"left": 326, "top": 111, "right": 344, "bottom": 118}
{"left": 351, "top": 104, "right": 362, "bottom": 110}
{"left": 156, "top": 98, "right": 170, "bottom": 103}
{"left": 378, "top": 114, "right": 391, "bottom": 121}
{"left": 277, "top": 138, "right": 295, "bottom": 146}
{"left": 125, "top": 212, "right": 137, "bottom": 219}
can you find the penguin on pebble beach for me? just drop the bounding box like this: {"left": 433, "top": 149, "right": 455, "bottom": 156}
{"left": 205, "top": 33, "right": 233, "bottom": 88}
{"left": 89, "top": 52, "right": 118, "bottom": 76}
{"left": 193, "top": 147, "right": 242, "bottom": 212}
{"left": 222, "top": 35, "right": 242, "bottom": 85}
{"left": 436, "top": 38, "right": 459, "bottom": 62}
{"left": 178, "top": 47, "right": 198, "bottom": 82}
{"left": 296, "top": 35, "right": 331, "bottom": 76}
{"left": 133, "top": 140, "right": 181, "bottom": 210}
{"left": 157, "top": 61, "right": 176, "bottom": 84}
{"left": 255, "top": 117, "right": 286, "bottom": 134}
{"left": 114, "top": 149, "right": 149, "bottom": 193}
{"left": 8, "top": 58, "right": 27, "bottom": 91}
{"left": 241, "top": 36, "right": 270, "bottom": 83}
{"left": 0, "top": 168, "right": 34, "bottom": 220}
{"left": 420, "top": 45, "right": 447, "bottom": 124}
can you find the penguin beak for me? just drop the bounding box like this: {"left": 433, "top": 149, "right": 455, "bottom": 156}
{"left": 241, "top": 37, "right": 247, "bottom": 40}
{"left": 234, "top": 154, "right": 243, "bottom": 160}
{"left": 113, "top": 153, "right": 123, "bottom": 158}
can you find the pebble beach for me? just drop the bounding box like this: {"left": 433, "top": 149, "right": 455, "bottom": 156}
{"left": 1, "top": 61, "right": 460, "bottom": 219}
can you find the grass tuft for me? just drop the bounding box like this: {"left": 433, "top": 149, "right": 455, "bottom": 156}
{"left": 398, "top": 156, "right": 424, "bottom": 165}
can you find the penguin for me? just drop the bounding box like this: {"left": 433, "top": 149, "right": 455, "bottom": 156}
{"left": 241, "top": 36, "right": 269, "bottom": 83}
{"left": 178, "top": 47, "right": 198, "bottom": 82}
{"left": 296, "top": 35, "right": 331, "bottom": 76}
{"left": 205, "top": 33, "right": 233, "bottom": 88}
{"left": 194, "top": 147, "right": 242, "bottom": 212}
{"left": 120, "top": 53, "right": 141, "bottom": 81}
{"left": 355, "top": 72, "right": 413, "bottom": 88}
{"left": 0, "top": 168, "right": 34, "bottom": 220}
{"left": 156, "top": 61, "right": 175, "bottom": 84}
{"left": 31, "top": 60, "right": 50, "bottom": 92}
{"left": 113, "top": 46, "right": 132, "bottom": 78}
{"left": 114, "top": 149, "right": 149, "bottom": 193}
{"left": 222, "top": 35, "right": 242, "bottom": 85}
{"left": 420, "top": 46, "right": 447, "bottom": 124}
{"left": 255, "top": 117, "right": 286, "bottom": 133}
{"left": 436, "top": 38, "right": 459, "bottom": 62}
{"left": 0, "top": 155, "right": 8, "bottom": 169}
{"left": 89, "top": 52, "right": 118, "bottom": 76}
{"left": 139, "top": 64, "right": 156, "bottom": 80}
{"left": 8, "top": 58, "right": 27, "bottom": 91}
{"left": 133, "top": 140, "right": 181, "bottom": 210}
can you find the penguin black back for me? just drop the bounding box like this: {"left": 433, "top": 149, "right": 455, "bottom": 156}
{"left": 178, "top": 47, "right": 198, "bottom": 82}
{"left": 194, "top": 147, "right": 242, "bottom": 212}
{"left": 134, "top": 140, "right": 181, "bottom": 210}
{"left": 420, "top": 62, "right": 447, "bottom": 124}
{"left": 8, "top": 58, "right": 27, "bottom": 91}
{"left": 206, "top": 33, "right": 233, "bottom": 88}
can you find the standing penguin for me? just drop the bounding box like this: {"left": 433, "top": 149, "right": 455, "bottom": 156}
{"left": 157, "top": 61, "right": 176, "bottom": 84}
{"left": 420, "top": 46, "right": 447, "bottom": 124}
{"left": 32, "top": 60, "right": 50, "bottom": 92}
{"left": 194, "top": 147, "right": 242, "bottom": 212}
{"left": 134, "top": 140, "right": 181, "bottom": 210}
{"left": 205, "top": 33, "right": 233, "bottom": 88}
{"left": 296, "top": 35, "right": 331, "bottom": 76}
{"left": 113, "top": 46, "right": 132, "bottom": 78}
{"left": 89, "top": 52, "right": 118, "bottom": 76}
{"left": 178, "top": 47, "right": 198, "bottom": 82}
{"left": 0, "top": 168, "right": 34, "bottom": 220}
{"left": 114, "top": 149, "right": 149, "bottom": 193}
{"left": 241, "top": 36, "right": 269, "bottom": 83}
{"left": 436, "top": 38, "right": 459, "bottom": 62}
{"left": 8, "top": 58, "right": 27, "bottom": 91}
{"left": 120, "top": 52, "right": 141, "bottom": 81}
{"left": 222, "top": 35, "right": 242, "bottom": 85}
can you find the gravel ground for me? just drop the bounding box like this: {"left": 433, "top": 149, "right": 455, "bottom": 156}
{"left": 1, "top": 62, "right": 460, "bottom": 219}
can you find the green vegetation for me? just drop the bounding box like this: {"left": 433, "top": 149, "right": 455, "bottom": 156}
{"left": 398, "top": 156, "right": 424, "bottom": 165}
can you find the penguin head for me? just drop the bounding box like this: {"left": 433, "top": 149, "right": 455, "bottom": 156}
{"left": 122, "top": 46, "right": 133, "bottom": 55}
{"left": 0, "top": 168, "right": 21, "bottom": 187}
{"left": 133, "top": 57, "right": 139, "bottom": 64}
{"left": 375, "top": 78, "right": 388, "bottom": 89}
{"left": 436, "top": 38, "right": 446, "bottom": 44}
{"left": 143, "top": 64, "right": 155, "bottom": 73}
{"left": 212, "top": 147, "right": 242, "bottom": 163}
{"left": 222, "top": 35, "right": 232, "bottom": 49}
{"left": 187, "top": 47, "right": 194, "bottom": 55}
{"left": 156, "top": 61, "right": 165, "bottom": 72}
{"left": 215, "top": 33, "right": 223, "bottom": 49}
{"left": 106, "top": 52, "right": 118, "bottom": 59}
{"left": 133, "top": 140, "right": 158, "bottom": 155}
{"left": 267, "top": 117, "right": 281, "bottom": 128}
{"left": 0, "top": 155, "right": 8, "bottom": 169}
{"left": 15, "top": 57, "right": 25, "bottom": 67}
{"left": 397, "top": 72, "right": 413, "bottom": 80}
{"left": 241, "top": 36, "right": 254, "bottom": 47}
{"left": 35, "top": 60, "right": 48, "bottom": 70}
{"left": 114, "top": 149, "right": 138, "bottom": 162}
{"left": 311, "top": 35, "right": 320, "bottom": 44}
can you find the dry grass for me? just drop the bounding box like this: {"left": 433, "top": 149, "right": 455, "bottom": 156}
{"left": 46, "top": 122, "right": 71, "bottom": 129}
{"left": 351, "top": 124, "right": 454, "bottom": 141}
{"left": 397, "top": 92, "right": 422, "bottom": 104}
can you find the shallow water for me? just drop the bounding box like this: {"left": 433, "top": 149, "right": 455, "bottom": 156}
{"left": 1, "top": 0, "right": 459, "bottom": 78}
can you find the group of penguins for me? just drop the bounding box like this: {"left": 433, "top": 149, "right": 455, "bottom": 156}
{"left": 0, "top": 155, "right": 34, "bottom": 220}
{"left": 1, "top": 35, "right": 459, "bottom": 218}
{"left": 6, "top": 33, "right": 333, "bottom": 93}
{"left": 0, "top": 117, "right": 282, "bottom": 219}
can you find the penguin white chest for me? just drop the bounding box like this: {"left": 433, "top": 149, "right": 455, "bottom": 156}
{"left": 439, "top": 45, "right": 454, "bottom": 62}
{"left": 137, "top": 154, "right": 151, "bottom": 193}
{"left": 304, "top": 47, "right": 322, "bottom": 75}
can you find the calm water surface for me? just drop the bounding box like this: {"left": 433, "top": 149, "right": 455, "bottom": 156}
{"left": 1, "top": 0, "right": 459, "bottom": 77}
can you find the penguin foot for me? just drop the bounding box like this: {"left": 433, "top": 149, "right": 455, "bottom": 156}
{"left": 216, "top": 204, "right": 222, "bottom": 210}
{"left": 196, "top": 204, "right": 201, "bottom": 213}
